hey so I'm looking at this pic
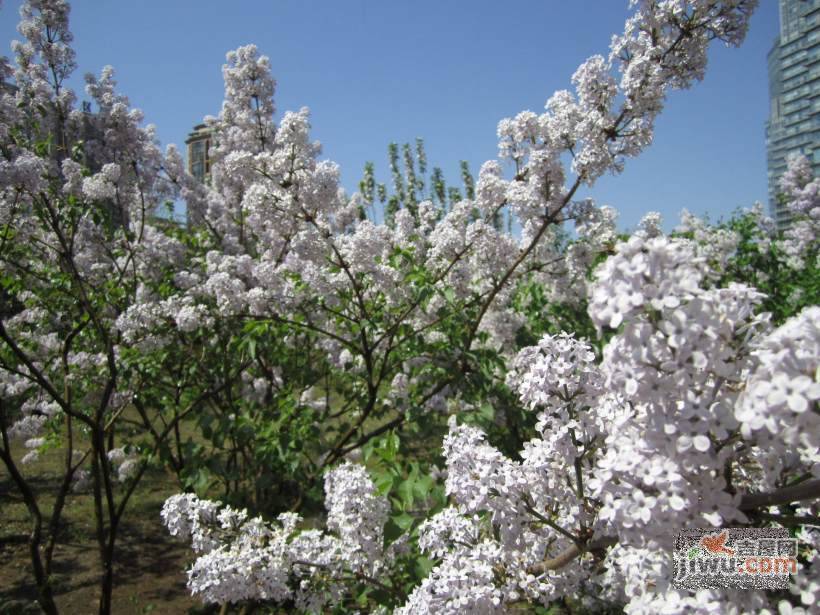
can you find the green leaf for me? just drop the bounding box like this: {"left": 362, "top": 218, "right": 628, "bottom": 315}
{"left": 413, "top": 474, "right": 434, "bottom": 501}
{"left": 414, "top": 556, "right": 435, "bottom": 579}
{"left": 373, "top": 471, "right": 395, "bottom": 496}
{"left": 397, "top": 479, "right": 415, "bottom": 508}
{"left": 383, "top": 518, "right": 405, "bottom": 545}
{"left": 392, "top": 512, "right": 414, "bottom": 530}
{"left": 477, "top": 403, "right": 495, "bottom": 422}
{"left": 385, "top": 432, "right": 400, "bottom": 459}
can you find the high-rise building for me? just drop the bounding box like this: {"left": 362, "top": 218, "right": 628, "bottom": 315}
{"left": 766, "top": 0, "right": 820, "bottom": 229}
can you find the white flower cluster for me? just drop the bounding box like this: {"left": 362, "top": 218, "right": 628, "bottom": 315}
{"left": 162, "top": 494, "right": 298, "bottom": 604}
{"left": 588, "top": 248, "right": 770, "bottom": 540}
{"left": 6, "top": 387, "right": 61, "bottom": 449}
{"left": 81, "top": 162, "right": 120, "bottom": 201}
{"left": 676, "top": 208, "right": 740, "bottom": 274}
{"left": 780, "top": 153, "right": 820, "bottom": 219}
{"left": 162, "top": 493, "right": 295, "bottom": 605}
{"left": 778, "top": 153, "right": 820, "bottom": 270}
{"left": 588, "top": 234, "right": 705, "bottom": 330}
{"left": 107, "top": 446, "right": 140, "bottom": 482}
{"left": 162, "top": 462, "right": 391, "bottom": 610}
{"left": 507, "top": 332, "right": 602, "bottom": 418}
{"left": 21, "top": 436, "right": 46, "bottom": 465}
{"left": 405, "top": 232, "right": 816, "bottom": 614}
{"left": 324, "top": 461, "right": 390, "bottom": 575}
{"left": 397, "top": 412, "right": 594, "bottom": 612}
{"left": 399, "top": 416, "right": 599, "bottom": 612}
{"left": 396, "top": 540, "right": 509, "bottom": 615}
{"left": 9, "top": 413, "right": 48, "bottom": 441}
{"left": 736, "top": 307, "right": 820, "bottom": 481}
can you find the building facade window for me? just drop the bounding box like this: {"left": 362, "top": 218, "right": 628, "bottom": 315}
{"left": 767, "top": 0, "right": 820, "bottom": 229}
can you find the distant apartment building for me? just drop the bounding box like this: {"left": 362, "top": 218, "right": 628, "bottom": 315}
{"left": 184, "top": 123, "right": 213, "bottom": 227}
{"left": 766, "top": 0, "right": 820, "bottom": 229}
{"left": 185, "top": 123, "right": 212, "bottom": 184}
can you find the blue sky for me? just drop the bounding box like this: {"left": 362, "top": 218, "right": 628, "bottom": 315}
{"left": 1, "top": 1, "right": 778, "bottom": 231}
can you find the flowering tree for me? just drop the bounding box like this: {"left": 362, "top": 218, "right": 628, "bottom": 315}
{"left": 131, "top": 0, "right": 764, "bottom": 496}
{"left": 0, "top": 1, "right": 225, "bottom": 613}
{"left": 163, "top": 177, "right": 820, "bottom": 614}
{"left": 2, "top": 0, "right": 819, "bottom": 613}
{"left": 148, "top": 0, "right": 805, "bottom": 611}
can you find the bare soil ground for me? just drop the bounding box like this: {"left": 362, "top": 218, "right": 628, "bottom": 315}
{"left": 0, "top": 442, "right": 203, "bottom": 614}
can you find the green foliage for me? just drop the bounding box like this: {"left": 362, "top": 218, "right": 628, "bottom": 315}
{"left": 360, "top": 139, "right": 479, "bottom": 226}
{"left": 716, "top": 210, "right": 818, "bottom": 324}
{"left": 357, "top": 432, "right": 446, "bottom": 607}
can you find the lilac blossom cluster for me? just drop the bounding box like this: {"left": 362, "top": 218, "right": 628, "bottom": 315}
{"left": 737, "top": 307, "right": 820, "bottom": 483}
{"left": 106, "top": 446, "right": 140, "bottom": 482}
{"left": 324, "top": 461, "right": 390, "bottom": 575}
{"left": 161, "top": 462, "right": 391, "bottom": 610}
{"left": 778, "top": 153, "right": 820, "bottom": 270}
{"left": 411, "top": 235, "right": 818, "bottom": 613}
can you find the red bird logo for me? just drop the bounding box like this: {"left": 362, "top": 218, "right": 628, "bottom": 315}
{"left": 699, "top": 530, "right": 735, "bottom": 556}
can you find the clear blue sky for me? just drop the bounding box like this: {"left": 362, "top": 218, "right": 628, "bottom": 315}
{"left": 1, "top": 1, "right": 778, "bottom": 231}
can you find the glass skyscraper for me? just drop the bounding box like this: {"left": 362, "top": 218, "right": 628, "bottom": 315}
{"left": 766, "top": 0, "right": 820, "bottom": 228}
